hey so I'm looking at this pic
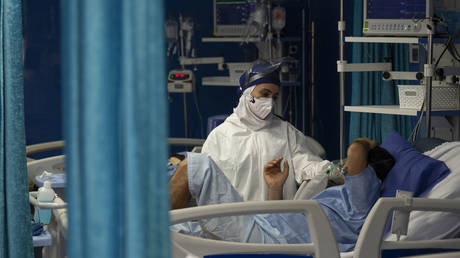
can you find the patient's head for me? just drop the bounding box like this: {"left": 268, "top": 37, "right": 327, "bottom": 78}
{"left": 348, "top": 138, "right": 395, "bottom": 182}
{"left": 367, "top": 146, "right": 395, "bottom": 182}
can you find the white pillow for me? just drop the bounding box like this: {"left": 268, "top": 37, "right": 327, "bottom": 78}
{"left": 385, "top": 142, "right": 460, "bottom": 241}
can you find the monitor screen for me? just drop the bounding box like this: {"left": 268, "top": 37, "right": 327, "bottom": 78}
{"left": 214, "top": 0, "right": 256, "bottom": 36}
{"left": 363, "top": 0, "right": 432, "bottom": 35}
{"left": 215, "top": 0, "right": 253, "bottom": 26}
{"left": 367, "top": 0, "right": 426, "bottom": 20}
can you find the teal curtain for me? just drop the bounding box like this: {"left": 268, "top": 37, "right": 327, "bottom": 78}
{"left": 0, "top": 0, "right": 34, "bottom": 257}
{"left": 349, "top": 0, "right": 412, "bottom": 143}
{"left": 61, "top": 1, "right": 170, "bottom": 257}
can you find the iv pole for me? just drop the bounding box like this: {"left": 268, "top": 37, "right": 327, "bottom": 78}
{"left": 179, "top": 14, "right": 189, "bottom": 138}
{"left": 339, "top": 0, "right": 345, "bottom": 160}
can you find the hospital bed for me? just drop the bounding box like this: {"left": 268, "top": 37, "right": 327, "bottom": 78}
{"left": 27, "top": 141, "right": 66, "bottom": 258}
{"left": 25, "top": 137, "right": 206, "bottom": 157}
{"left": 408, "top": 252, "right": 460, "bottom": 258}
{"left": 27, "top": 137, "right": 460, "bottom": 258}
{"left": 171, "top": 200, "right": 340, "bottom": 258}
{"left": 26, "top": 137, "right": 206, "bottom": 182}
{"left": 171, "top": 140, "right": 460, "bottom": 258}
{"left": 26, "top": 137, "right": 206, "bottom": 258}
{"left": 170, "top": 198, "right": 460, "bottom": 258}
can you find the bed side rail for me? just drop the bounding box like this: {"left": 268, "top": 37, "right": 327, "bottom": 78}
{"left": 354, "top": 198, "right": 460, "bottom": 258}
{"left": 26, "top": 140, "right": 65, "bottom": 156}
{"left": 25, "top": 138, "right": 205, "bottom": 155}
{"left": 170, "top": 200, "right": 340, "bottom": 258}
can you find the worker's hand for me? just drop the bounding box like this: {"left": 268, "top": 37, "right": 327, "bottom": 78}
{"left": 263, "top": 158, "right": 289, "bottom": 192}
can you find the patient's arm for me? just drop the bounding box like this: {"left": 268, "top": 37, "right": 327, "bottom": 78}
{"left": 169, "top": 159, "right": 191, "bottom": 209}
{"left": 352, "top": 138, "right": 378, "bottom": 151}
{"left": 263, "top": 158, "right": 289, "bottom": 200}
{"left": 345, "top": 141, "right": 370, "bottom": 176}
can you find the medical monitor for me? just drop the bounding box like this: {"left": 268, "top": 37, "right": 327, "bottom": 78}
{"left": 363, "top": 0, "right": 433, "bottom": 36}
{"left": 213, "top": 0, "right": 254, "bottom": 36}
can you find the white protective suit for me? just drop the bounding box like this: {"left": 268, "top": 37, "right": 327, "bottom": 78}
{"left": 202, "top": 86, "right": 330, "bottom": 201}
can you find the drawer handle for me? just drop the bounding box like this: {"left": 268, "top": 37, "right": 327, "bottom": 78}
{"left": 405, "top": 91, "right": 417, "bottom": 96}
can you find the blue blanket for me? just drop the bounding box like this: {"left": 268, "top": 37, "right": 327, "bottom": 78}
{"left": 171, "top": 152, "right": 381, "bottom": 252}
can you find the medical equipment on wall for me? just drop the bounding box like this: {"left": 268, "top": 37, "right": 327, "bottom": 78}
{"left": 244, "top": 1, "right": 268, "bottom": 42}
{"left": 168, "top": 13, "right": 225, "bottom": 80}
{"left": 242, "top": 1, "right": 289, "bottom": 61}
{"left": 225, "top": 62, "right": 253, "bottom": 83}
{"left": 168, "top": 68, "right": 196, "bottom": 137}
{"left": 397, "top": 83, "right": 460, "bottom": 110}
{"left": 363, "top": 0, "right": 435, "bottom": 36}
{"left": 166, "top": 14, "right": 199, "bottom": 61}
{"left": 168, "top": 69, "right": 195, "bottom": 93}
{"left": 180, "top": 16, "right": 195, "bottom": 58}
{"left": 271, "top": 5, "right": 286, "bottom": 60}
{"left": 213, "top": 0, "right": 254, "bottom": 36}
{"left": 280, "top": 58, "right": 299, "bottom": 83}
{"left": 272, "top": 6, "right": 285, "bottom": 41}
{"left": 165, "top": 18, "right": 179, "bottom": 57}
{"left": 167, "top": 13, "right": 226, "bottom": 139}
{"left": 363, "top": 0, "right": 460, "bottom": 36}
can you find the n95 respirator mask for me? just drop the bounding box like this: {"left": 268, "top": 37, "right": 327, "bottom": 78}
{"left": 248, "top": 96, "right": 274, "bottom": 120}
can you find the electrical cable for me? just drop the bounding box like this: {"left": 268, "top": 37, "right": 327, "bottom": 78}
{"left": 410, "top": 100, "right": 425, "bottom": 143}
{"left": 282, "top": 88, "right": 292, "bottom": 117}
{"left": 410, "top": 30, "right": 454, "bottom": 142}
{"left": 448, "top": 43, "right": 460, "bottom": 62}
{"left": 434, "top": 36, "right": 452, "bottom": 69}
{"left": 193, "top": 90, "right": 204, "bottom": 139}
{"left": 446, "top": 29, "right": 460, "bottom": 62}
{"left": 294, "top": 85, "right": 298, "bottom": 127}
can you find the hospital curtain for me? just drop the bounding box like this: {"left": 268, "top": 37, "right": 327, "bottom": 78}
{"left": 61, "top": 1, "right": 170, "bottom": 258}
{"left": 0, "top": 0, "right": 34, "bottom": 257}
{"left": 348, "top": 0, "right": 412, "bottom": 143}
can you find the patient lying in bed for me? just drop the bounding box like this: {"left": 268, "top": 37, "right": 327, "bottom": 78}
{"left": 169, "top": 138, "right": 395, "bottom": 252}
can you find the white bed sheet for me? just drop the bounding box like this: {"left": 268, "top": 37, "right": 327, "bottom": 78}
{"left": 384, "top": 141, "right": 460, "bottom": 242}
{"left": 338, "top": 142, "right": 460, "bottom": 258}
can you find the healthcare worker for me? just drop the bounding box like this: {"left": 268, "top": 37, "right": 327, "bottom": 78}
{"left": 202, "top": 60, "right": 337, "bottom": 201}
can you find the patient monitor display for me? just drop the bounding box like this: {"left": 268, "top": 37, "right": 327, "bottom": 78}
{"left": 363, "top": 0, "right": 433, "bottom": 36}
{"left": 214, "top": 0, "right": 254, "bottom": 36}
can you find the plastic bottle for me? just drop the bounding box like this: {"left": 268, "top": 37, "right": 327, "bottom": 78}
{"left": 34, "top": 180, "right": 55, "bottom": 224}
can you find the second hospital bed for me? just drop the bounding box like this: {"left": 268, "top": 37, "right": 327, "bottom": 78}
{"left": 26, "top": 137, "right": 208, "bottom": 258}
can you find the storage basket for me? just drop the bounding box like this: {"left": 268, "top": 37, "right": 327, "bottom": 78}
{"left": 398, "top": 85, "right": 460, "bottom": 110}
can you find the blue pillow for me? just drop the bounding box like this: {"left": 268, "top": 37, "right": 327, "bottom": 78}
{"left": 379, "top": 131, "right": 450, "bottom": 198}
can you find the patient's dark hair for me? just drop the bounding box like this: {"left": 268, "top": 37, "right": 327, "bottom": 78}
{"left": 367, "top": 146, "right": 395, "bottom": 182}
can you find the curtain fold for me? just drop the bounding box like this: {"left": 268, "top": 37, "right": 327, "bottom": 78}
{"left": 0, "top": 0, "right": 34, "bottom": 257}
{"left": 349, "top": 0, "right": 412, "bottom": 143}
{"left": 61, "top": 1, "right": 170, "bottom": 257}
